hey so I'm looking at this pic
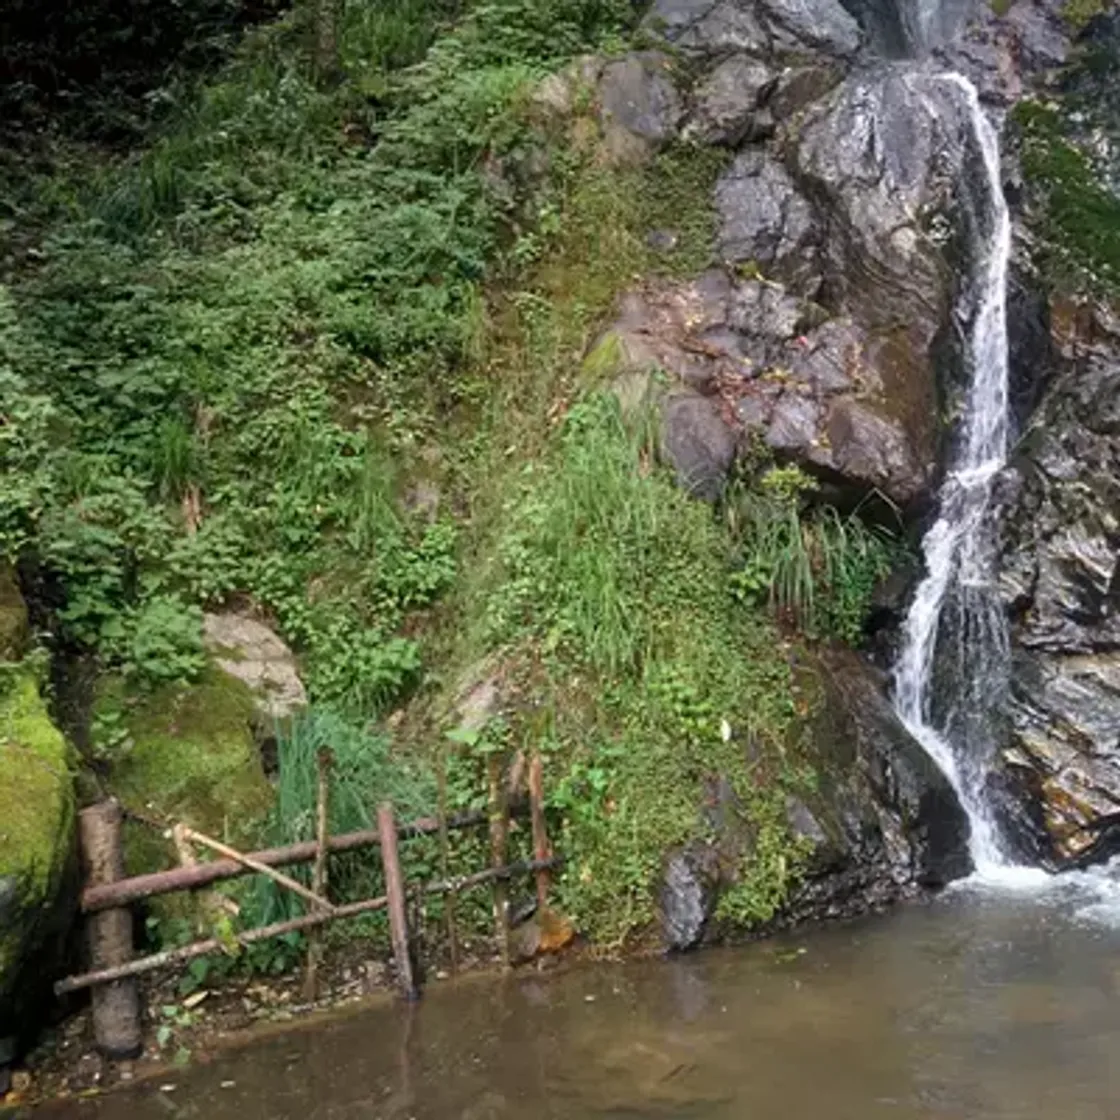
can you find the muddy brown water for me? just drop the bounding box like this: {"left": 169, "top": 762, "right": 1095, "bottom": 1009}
{"left": 31, "top": 883, "right": 1120, "bottom": 1119}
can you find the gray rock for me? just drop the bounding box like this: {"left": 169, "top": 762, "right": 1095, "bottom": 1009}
{"left": 688, "top": 56, "right": 776, "bottom": 146}
{"left": 661, "top": 392, "right": 738, "bottom": 501}
{"left": 203, "top": 612, "right": 307, "bottom": 723}
{"left": 715, "top": 150, "right": 819, "bottom": 292}
{"left": 659, "top": 842, "right": 721, "bottom": 950}
{"left": 598, "top": 51, "right": 683, "bottom": 166}
{"left": 758, "top": 0, "right": 862, "bottom": 57}
{"left": 768, "top": 62, "right": 844, "bottom": 123}
{"left": 644, "top": 0, "right": 770, "bottom": 56}
{"left": 644, "top": 0, "right": 860, "bottom": 58}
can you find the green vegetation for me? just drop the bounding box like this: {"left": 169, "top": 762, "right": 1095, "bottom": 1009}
{"left": 0, "top": 0, "right": 908, "bottom": 961}
{"left": 727, "top": 466, "right": 903, "bottom": 645}
{"left": 1014, "top": 39, "right": 1120, "bottom": 299}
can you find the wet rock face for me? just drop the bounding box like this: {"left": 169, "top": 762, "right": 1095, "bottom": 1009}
{"left": 999, "top": 304, "right": 1120, "bottom": 864}
{"left": 783, "top": 649, "right": 972, "bottom": 920}
{"left": 659, "top": 843, "right": 722, "bottom": 950}
{"left": 794, "top": 68, "right": 962, "bottom": 341}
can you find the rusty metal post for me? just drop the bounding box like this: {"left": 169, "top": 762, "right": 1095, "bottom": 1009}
{"left": 79, "top": 800, "right": 142, "bottom": 1059}
{"left": 487, "top": 754, "right": 511, "bottom": 969}
{"left": 378, "top": 802, "right": 417, "bottom": 999}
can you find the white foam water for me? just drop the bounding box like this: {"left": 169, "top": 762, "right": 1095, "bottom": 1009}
{"left": 892, "top": 72, "right": 1015, "bottom": 874}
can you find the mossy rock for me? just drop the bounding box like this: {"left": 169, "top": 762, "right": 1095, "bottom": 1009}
{"left": 0, "top": 666, "right": 76, "bottom": 1039}
{"left": 0, "top": 566, "right": 29, "bottom": 662}
{"left": 97, "top": 666, "right": 275, "bottom": 884}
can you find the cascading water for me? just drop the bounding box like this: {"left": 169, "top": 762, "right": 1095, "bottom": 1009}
{"left": 891, "top": 73, "right": 1017, "bottom": 873}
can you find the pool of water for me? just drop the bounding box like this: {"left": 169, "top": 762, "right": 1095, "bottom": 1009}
{"left": 34, "top": 875, "right": 1120, "bottom": 1120}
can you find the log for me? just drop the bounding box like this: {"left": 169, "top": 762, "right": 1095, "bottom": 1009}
{"left": 181, "top": 827, "right": 334, "bottom": 913}
{"left": 528, "top": 753, "right": 551, "bottom": 909}
{"left": 379, "top": 803, "right": 417, "bottom": 999}
{"left": 303, "top": 748, "right": 332, "bottom": 1001}
{"left": 487, "top": 754, "right": 511, "bottom": 969}
{"left": 79, "top": 801, "right": 142, "bottom": 1059}
{"left": 55, "top": 858, "right": 561, "bottom": 997}
{"left": 81, "top": 806, "right": 517, "bottom": 913}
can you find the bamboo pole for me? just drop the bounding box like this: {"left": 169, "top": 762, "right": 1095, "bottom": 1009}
{"left": 378, "top": 802, "right": 417, "bottom": 999}
{"left": 436, "top": 749, "right": 460, "bottom": 975}
{"left": 55, "top": 859, "right": 561, "bottom": 997}
{"left": 181, "top": 827, "right": 334, "bottom": 913}
{"left": 487, "top": 754, "right": 511, "bottom": 969}
{"left": 79, "top": 801, "right": 142, "bottom": 1059}
{"left": 528, "top": 753, "right": 551, "bottom": 909}
{"left": 81, "top": 806, "right": 522, "bottom": 913}
{"left": 303, "top": 748, "right": 332, "bottom": 1001}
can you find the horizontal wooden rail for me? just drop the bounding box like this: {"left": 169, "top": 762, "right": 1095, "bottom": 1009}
{"left": 56, "top": 857, "right": 559, "bottom": 996}
{"left": 82, "top": 806, "right": 526, "bottom": 914}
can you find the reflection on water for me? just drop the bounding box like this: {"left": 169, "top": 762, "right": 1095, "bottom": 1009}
{"left": 35, "top": 889, "right": 1120, "bottom": 1120}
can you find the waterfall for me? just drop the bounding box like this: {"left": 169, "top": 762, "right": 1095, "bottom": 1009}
{"left": 892, "top": 73, "right": 1016, "bottom": 872}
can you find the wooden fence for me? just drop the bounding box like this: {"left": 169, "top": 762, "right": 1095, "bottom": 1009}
{"left": 54, "top": 751, "right": 557, "bottom": 1059}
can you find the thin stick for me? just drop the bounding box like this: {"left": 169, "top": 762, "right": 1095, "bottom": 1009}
{"left": 181, "top": 827, "right": 334, "bottom": 913}
{"left": 436, "top": 748, "right": 460, "bottom": 975}
{"left": 528, "top": 753, "right": 551, "bottom": 909}
{"left": 379, "top": 802, "right": 417, "bottom": 999}
{"left": 82, "top": 806, "right": 526, "bottom": 913}
{"left": 487, "top": 753, "right": 511, "bottom": 969}
{"left": 55, "top": 859, "right": 561, "bottom": 996}
{"left": 303, "top": 747, "right": 332, "bottom": 1000}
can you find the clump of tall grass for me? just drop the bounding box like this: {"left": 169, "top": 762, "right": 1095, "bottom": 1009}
{"left": 727, "top": 465, "right": 902, "bottom": 643}
{"left": 243, "top": 705, "right": 435, "bottom": 931}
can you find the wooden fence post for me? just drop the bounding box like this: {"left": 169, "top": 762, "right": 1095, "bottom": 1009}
{"left": 528, "top": 753, "right": 551, "bottom": 910}
{"left": 303, "top": 747, "right": 332, "bottom": 1001}
{"left": 487, "top": 754, "right": 511, "bottom": 969}
{"left": 79, "top": 801, "right": 142, "bottom": 1059}
{"left": 436, "top": 749, "right": 460, "bottom": 975}
{"left": 378, "top": 802, "right": 417, "bottom": 1000}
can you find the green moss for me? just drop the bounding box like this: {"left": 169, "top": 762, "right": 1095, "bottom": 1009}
{"left": 0, "top": 565, "right": 29, "bottom": 662}
{"left": 0, "top": 668, "right": 74, "bottom": 890}
{"left": 581, "top": 329, "right": 629, "bottom": 380}
{"left": 1062, "top": 0, "right": 1108, "bottom": 30}
{"left": 97, "top": 666, "right": 273, "bottom": 876}
{"left": 0, "top": 666, "right": 75, "bottom": 994}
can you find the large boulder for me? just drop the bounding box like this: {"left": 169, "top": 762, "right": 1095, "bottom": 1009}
{"left": 590, "top": 270, "right": 933, "bottom": 506}
{"left": 596, "top": 51, "right": 683, "bottom": 167}
{"left": 203, "top": 611, "right": 307, "bottom": 725}
{"left": 643, "top": 0, "right": 862, "bottom": 60}
{"left": 998, "top": 301, "right": 1120, "bottom": 864}
{"left": 95, "top": 667, "right": 274, "bottom": 888}
{"left": 0, "top": 667, "right": 76, "bottom": 1050}
{"left": 783, "top": 649, "right": 971, "bottom": 919}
